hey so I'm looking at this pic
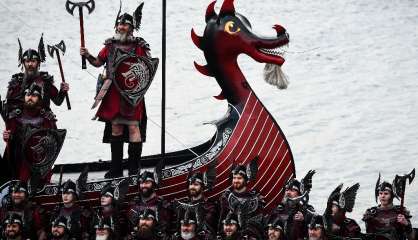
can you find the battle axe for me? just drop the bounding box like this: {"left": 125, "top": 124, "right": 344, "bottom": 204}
{"left": 65, "top": 0, "right": 95, "bottom": 69}
{"left": 393, "top": 168, "right": 415, "bottom": 209}
{"left": 47, "top": 40, "right": 71, "bottom": 110}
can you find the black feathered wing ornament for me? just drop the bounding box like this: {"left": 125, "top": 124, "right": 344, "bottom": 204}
{"left": 114, "top": 0, "right": 122, "bottom": 29}
{"left": 38, "top": 33, "right": 46, "bottom": 63}
{"left": 76, "top": 166, "right": 89, "bottom": 199}
{"left": 18, "top": 38, "right": 23, "bottom": 67}
{"left": 339, "top": 183, "right": 360, "bottom": 212}
{"left": 324, "top": 183, "right": 343, "bottom": 215}
{"left": 204, "top": 160, "right": 217, "bottom": 190}
{"left": 300, "top": 170, "right": 316, "bottom": 194}
{"left": 323, "top": 183, "right": 343, "bottom": 231}
{"left": 375, "top": 173, "right": 381, "bottom": 203}
{"left": 133, "top": 2, "right": 144, "bottom": 31}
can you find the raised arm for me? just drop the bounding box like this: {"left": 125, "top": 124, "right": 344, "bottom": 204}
{"left": 80, "top": 47, "right": 105, "bottom": 68}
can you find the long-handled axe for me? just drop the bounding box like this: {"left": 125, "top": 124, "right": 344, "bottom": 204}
{"left": 65, "top": 0, "right": 95, "bottom": 69}
{"left": 393, "top": 168, "right": 415, "bottom": 209}
{"left": 48, "top": 40, "right": 71, "bottom": 110}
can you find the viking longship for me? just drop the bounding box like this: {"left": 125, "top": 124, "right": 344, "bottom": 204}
{"left": 0, "top": 0, "right": 295, "bottom": 212}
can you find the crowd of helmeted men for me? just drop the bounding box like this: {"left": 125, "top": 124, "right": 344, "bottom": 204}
{"left": 0, "top": 163, "right": 416, "bottom": 240}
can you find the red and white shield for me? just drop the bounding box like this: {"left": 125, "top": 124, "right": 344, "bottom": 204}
{"left": 112, "top": 49, "right": 159, "bottom": 106}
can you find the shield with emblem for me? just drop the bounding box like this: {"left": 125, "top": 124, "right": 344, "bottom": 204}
{"left": 21, "top": 127, "right": 66, "bottom": 178}
{"left": 111, "top": 48, "right": 159, "bottom": 106}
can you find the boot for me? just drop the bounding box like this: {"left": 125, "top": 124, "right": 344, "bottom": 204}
{"left": 104, "top": 136, "right": 124, "bottom": 178}
{"left": 128, "top": 142, "right": 142, "bottom": 176}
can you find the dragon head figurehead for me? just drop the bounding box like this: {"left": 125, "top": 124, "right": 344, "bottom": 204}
{"left": 192, "top": 0, "right": 290, "bottom": 104}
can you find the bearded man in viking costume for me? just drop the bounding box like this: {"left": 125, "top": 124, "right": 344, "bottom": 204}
{"left": 80, "top": 3, "right": 158, "bottom": 178}
{"left": 127, "top": 170, "right": 172, "bottom": 236}
{"left": 1, "top": 35, "right": 68, "bottom": 185}
{"left": 218, "top": 159, "right": 265, "bottom": 239}
{"left": 171, "top": 167, "right": 218, "bottom": 235}
{"left": 0, "top": 180, "right": 47, "bottom": 239}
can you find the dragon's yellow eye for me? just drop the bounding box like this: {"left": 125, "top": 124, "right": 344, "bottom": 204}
{"left": 224, "top": 21, "right": 241, "bottom": 34}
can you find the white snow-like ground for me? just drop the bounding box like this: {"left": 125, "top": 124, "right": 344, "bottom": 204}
{"left": 0, "top": 0, "right": 417, "bottom": 227}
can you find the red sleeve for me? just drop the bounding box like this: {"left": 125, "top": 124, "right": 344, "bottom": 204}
{"left": 135, "top": 46, "right": 146, "bottom": 56}
{"left": 98, "top": 45, "right": 110, "bottom": 62}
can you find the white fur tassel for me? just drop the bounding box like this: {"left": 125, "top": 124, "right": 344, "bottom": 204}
{"left": 263, "top": 63, "right": 289, "bottom": 89}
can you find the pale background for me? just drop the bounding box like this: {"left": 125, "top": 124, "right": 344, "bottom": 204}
{"left": 0, "top": 0, "right": 417, "bottom": 227}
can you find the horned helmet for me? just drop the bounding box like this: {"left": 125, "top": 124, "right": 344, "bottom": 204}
{"left": 17, "top": 34, "right": 46, "bottom": 67}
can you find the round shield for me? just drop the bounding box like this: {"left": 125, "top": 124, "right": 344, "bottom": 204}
{"left": 22, "top": 128, "right": 66, "bottom": 177}
{"left": 112, "top": 51, "right": 159, "bottom": 106}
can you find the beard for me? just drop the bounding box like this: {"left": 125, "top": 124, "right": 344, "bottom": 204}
{"left": 24, "top": 99, "right": 40, "bottom": 110}
{"left": 95, "top": 236, "right": 109, "bottom": 240}
{"left": 24, "top": 67, "right": 39, "bottom": 79}
{"left": 188, "top": 188, "right": 202, "bottom": 198}
{"left": 309, "top": 237, "right": 320, "bottom": 240}
{"left": 181, "top": 232, "right": 196, "bottom": 240}
{"left": 282, "top": 196, "right": 299, "bottom": 208}
{"left": 140, "top": 187, "right": 154, "bottom": 198}
{"left": 12, "top": 197, "right": 25, "bottom": 206}
{"left": 138, "top": 225, "right": 154, "bottom": 238}
{"left": 52, "top": 230, "right": 64, "bottom": 237}
{"left": 113, "top": 31, "right": 134, "bottom": 43}
{"left": 232, "top": 182, "right": 245, "bottom": 191}
{"left": 268, "top": 233, "right": 280, "bottom": 240}
{"left": 5, "top": 230, "right": 19, "bottom": 238}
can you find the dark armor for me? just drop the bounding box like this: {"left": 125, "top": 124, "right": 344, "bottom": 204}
{"left": 269, "top": 200, "right": 315, "bottom": 240}
{"left": 128, "top": 194, "right": 172, "bottom": 236}
{"left": 125, "top": 208, "right": 167, "bottom": 240}
{"left": 5, "top": 72, "right": 66, "bottom": 115}
{"left": 0, "top": 196, "right": 46, "bottom": 239}
{"left": 363, "top": 205, "right": 413, "bottom": 240}
{"left": 218, "top": 188, "right": 265, "bottom": 238}
{"left": 172, "top": 197, "right": 218, "bottom": 235}
{"left": 323, "top": 183, "right": 361, "bottom": 239}
{"left": 48, "top": 215, "right": 71, "bottom": 240}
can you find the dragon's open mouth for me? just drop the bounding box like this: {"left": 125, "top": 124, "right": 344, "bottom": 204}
{"left": 255, "top": 43, "right": 288, "bottom": 65}
{"left": 259, "top": 45, "right": 287, "bottom": 57}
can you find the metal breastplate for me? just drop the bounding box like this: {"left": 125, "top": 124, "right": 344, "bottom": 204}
{"left": 227, "top": 191, "right": 260, "bottom": 215}
{"left": 16, "top": 114, "right": 44, "bottom": 127}
{"left": 177, "top": 200, "right": 205, "bottom": 226}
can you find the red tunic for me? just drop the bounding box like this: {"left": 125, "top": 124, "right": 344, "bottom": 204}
{"left": 95, "top": 43, "right": 147, "bottom": 122}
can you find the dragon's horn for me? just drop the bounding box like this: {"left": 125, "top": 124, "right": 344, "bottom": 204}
{"left": 205, "top": 1, "right": 217, "bottom": 22}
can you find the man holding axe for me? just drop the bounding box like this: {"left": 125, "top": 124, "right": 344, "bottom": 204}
{"left": 80, "top": 2, "right": 158, "bottom": 178}
{"left": 1, "top": 35, "right": 69, "bottom": 185}
{"left": 363, "top": 171, "right": 415, "bottom": 240}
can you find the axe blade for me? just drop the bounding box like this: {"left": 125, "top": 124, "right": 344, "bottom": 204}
{"left": 407, "top": 168, "right": 415, "bottom": 184}
{"left": 56, "top": 40, "right": 66, "bottom": 55}
{"left": 65, "top": 0, "right": 77, "bottom": 15}
{"left": 47, "top": 45, "right": 55, "bottom": 58}
{"left": 66, "top": 0, "right": 95, "bottom": 15}
{"left": 85, "top": 0, "right": 95, "bottom": 14}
